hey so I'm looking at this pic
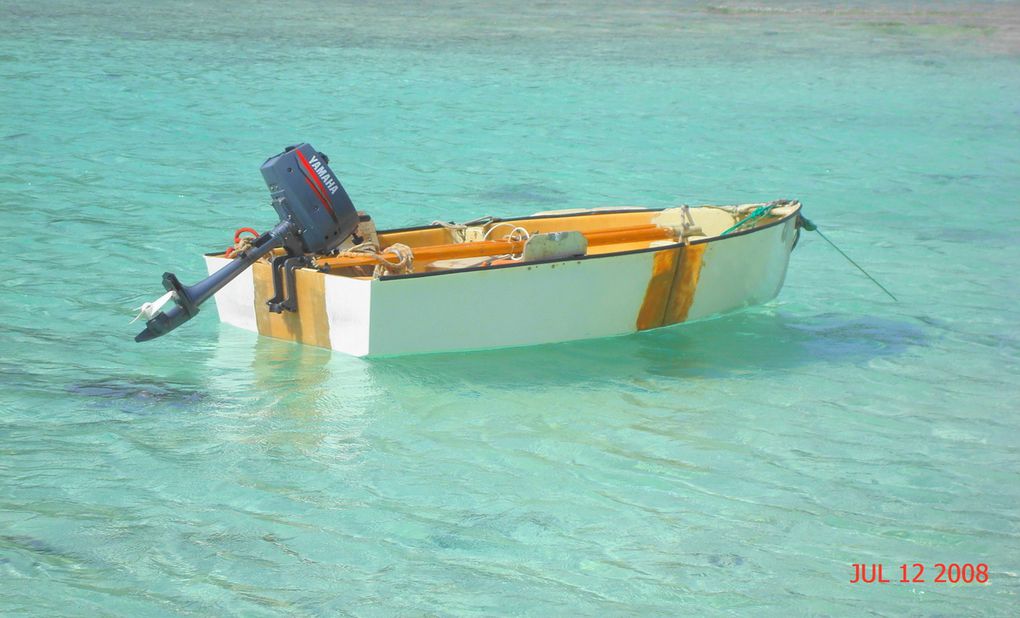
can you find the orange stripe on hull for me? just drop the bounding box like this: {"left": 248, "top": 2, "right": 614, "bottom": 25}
{"left": 636, "top": 244, "right": 707, "bottom": 331}
{"left": 636, "top": 249, "right": 678, "bottom": 330}
{"left": 664, "top": 244, "right": 706, "bottom": 325}
{"left": 251, "top": 262, "right": 332, "bottom": 349}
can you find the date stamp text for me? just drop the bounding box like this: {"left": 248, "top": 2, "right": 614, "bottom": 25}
{"left": 850, "top": 563, "right": 989, "bottom": 584}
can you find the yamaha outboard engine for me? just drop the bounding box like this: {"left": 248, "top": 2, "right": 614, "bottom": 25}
{"left": 135, "top": 143, "right": 359, "bottom": 342}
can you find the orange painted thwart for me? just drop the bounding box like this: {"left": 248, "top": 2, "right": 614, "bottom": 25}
{"left": 314, "top": 224, "right": 676, "bottom": 270}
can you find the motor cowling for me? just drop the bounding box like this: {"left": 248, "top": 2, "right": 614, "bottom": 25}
{"left": 260, "top": 143, "right": 359, "bottom": 254}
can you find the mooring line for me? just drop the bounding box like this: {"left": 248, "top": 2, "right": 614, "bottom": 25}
{"left": 812, "top": 226, "right": 898, "bottom": 302}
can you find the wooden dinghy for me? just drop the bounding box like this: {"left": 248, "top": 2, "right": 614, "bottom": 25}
{"left": 132, "top": 144, "right": 808, "bottom": 355}
{"left": 204, "top": 200, "right": 805, "bottom": 356}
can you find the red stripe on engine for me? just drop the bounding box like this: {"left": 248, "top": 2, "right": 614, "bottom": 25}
{"left": 296, "top": 150, "right": 332, "bottom": 200}
{"left": 301, "top": 174, "right": 331, "bottom": 212}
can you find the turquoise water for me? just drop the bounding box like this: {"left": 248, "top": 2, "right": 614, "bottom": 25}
{"left": 2, "top": 0, "right": 1019, "bottom": 614}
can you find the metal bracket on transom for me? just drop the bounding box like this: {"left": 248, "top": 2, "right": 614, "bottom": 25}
{"left": 267, "top": 254, "right": 312, "bottom": 313}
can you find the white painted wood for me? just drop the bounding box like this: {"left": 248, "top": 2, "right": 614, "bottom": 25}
{"left": 323, "top": 275, "right": 373, "bottom": 357}
{"left": 204, "top": 256, "right": 257, "bottom": 333}
{"left": 686, "top": 218, "right": 797, "bottom": 321}
{"left": 522, "top": 232, "right": 587, "bottom": 261}
{"left": 363, "top": 251, "right": 657, "bottom": 356}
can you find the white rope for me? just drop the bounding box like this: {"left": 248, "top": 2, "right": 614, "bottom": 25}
{"left": 431, "top": 220, "right": 468, "bottom": 243}
{"left": 319, "top": 242, "right": 415, "bottom": 278}
{"left": 431, "top": 220, "right": 467, "bottom": 230}
{"left": 482, "top": 223, "right": 530, "bottom": 243}
{"left": 374, "top": 243, "right": 414, "bottom": 278}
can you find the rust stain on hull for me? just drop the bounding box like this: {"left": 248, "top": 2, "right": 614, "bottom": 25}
{"left": 252, "top": 261, "right": 332, "bottom": 349}
{"left": 636, "top": 244, "right": 707, "bottom": 331}
{"left": 636, "top": 249, "right": 679, "bottom": 330}
{"left": 664, "top": 244, "right": 706, "bottom": 324}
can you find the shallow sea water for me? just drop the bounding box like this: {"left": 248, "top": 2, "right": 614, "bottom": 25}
{"left": 2, "top": 1, "right": 1019, "bottom": 614}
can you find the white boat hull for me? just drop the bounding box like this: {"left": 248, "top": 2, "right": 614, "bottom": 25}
{"left": 205, "top": 207, "right": 800, "bottom": 357}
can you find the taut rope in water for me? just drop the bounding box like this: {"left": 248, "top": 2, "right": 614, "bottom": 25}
{"left": 799, "top": 215, "right": 898, "bottom": 302}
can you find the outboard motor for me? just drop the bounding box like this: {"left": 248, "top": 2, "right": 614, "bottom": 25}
{"left": 135, "top": 143, "right": 359, "bottom": 342}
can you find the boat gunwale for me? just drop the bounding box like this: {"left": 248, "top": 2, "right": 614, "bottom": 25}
{"left": 375, "top": 202, "right": 801, "bottom": 281}
{"left": 201, "top": 203, "right": 801, "bottom": 281}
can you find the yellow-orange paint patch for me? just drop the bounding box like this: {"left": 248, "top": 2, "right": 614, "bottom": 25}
{"left": 663, "top": 244, "right": 706, "bottom": 325}
{"left": 636, "top": 249, "right": 679, "bottom": 331}
{"left": 252, "top": 261, "right": 332, "bottom": 349}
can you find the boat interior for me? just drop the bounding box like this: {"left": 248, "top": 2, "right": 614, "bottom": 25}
{"left": 364, "top": 202, "right": 799, "bottom": 275}
{"left": 220, "top": 202, "right": 799, "bottom": 279}
{"left": 382, "top": 206, "right": 734, "bottom": 254}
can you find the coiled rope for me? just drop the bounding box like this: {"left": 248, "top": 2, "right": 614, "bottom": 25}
{"left": 721, "top": 201, "right": 782, "bottom": 235}
{"left": 225, "top": 227, "right": 259, "bottom": 257}
{"left": 322, "top": 243, "right": 415, "bottom": 278}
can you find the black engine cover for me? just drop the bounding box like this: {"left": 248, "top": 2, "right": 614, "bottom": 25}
{"left": 260, "top": 143, "right": 359, "bottom": 254}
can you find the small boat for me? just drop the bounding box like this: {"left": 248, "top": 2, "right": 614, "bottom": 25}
{"left": 204, "top": 201, "right": 805, "bottom": 356}
{"left": 133, "top": 144, "right": 807, "bottom": 356}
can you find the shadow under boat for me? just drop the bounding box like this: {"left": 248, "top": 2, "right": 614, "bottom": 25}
{"left": 67, "top": 308, "right": 928, "bottom": 418}
{"left": 365, "top": 308, "right": 929, "bottom": 391}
